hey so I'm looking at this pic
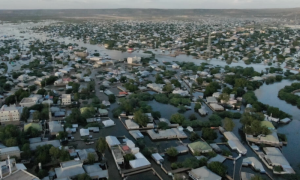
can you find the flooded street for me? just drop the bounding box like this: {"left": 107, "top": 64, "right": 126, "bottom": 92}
{"left": 1, "top": 21, "right": 300, "bottom": 180}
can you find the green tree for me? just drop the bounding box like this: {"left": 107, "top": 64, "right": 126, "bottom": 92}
{"left": 190, "top": 132, "right": 200, "bottom": 141}
{"left": 108, "top": 94, "right": 116, "bottom": 103}
{"left": 224, "top": 118, "right": 235, "bottom": 131}
{"left": 189, "top": 114, "right": 197, "bottom": 120}
{"left": 133, "top": 111, "right": 150, "bottom": 127}
{"left": 170, "top": 113, "right": 185, "bottom": 124}
{"left": 26, "top": 127, "right": 39, "bottom": 137}
{"left": 21, "top": 107, "right": 30, "bottom": 121}
{"left": 183, "top": 157, "right": 200, "bottom": 169}
{"left": 96, "top": 137, "right": 108, "bottom": 158}
{"left": 202, "top": 128, "right": 217, "bottom": 140}
{"left": 32, "top": 111, "right": 40, "bottom": 120}
{"left": 163, "top": 83, "right": 173, "bottom": 93}
{"left": 158, "top": 122, "right": 169, "bottom": 130}
{"left": 21, "top": 143, "right": 31, "bottom": 159}
{"left": 194, "top": 103, "right": 202, "bottom": 111}
{"left": 220, "top": 93, "right": 230, "bottom": 103}
{"left": 49, "top": 146, "right": 61, "bottom": 159}
{"left": 166, "top": 147, "right": 178, "bottom": 157}
{"left": 207, "top": 162, "right": 227, "bottom": 177}
{"left": 87, "top": 153, "right": 95, "bottom": 164}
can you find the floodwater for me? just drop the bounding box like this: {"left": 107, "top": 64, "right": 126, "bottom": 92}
{"left": 1, "top": 22, "right": 300, "bottom": 180}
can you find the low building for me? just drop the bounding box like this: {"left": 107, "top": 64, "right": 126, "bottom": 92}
{"left": 172, "top": 89, "right": 189, "bottom": 96}
{"left": 55, "top": 160, "right": 85, "bottom": 179}
{"left": 61, "top": 94, "right": 71, "bottom": 105}
{"left": 147, "top": 128, "right": 187, "bottom": 140}
{"left": 83, "top": 163, "right": 109, "bottom": 179}
{"left": 188, "top": 141, "right": 213, "bottom": 154}
{"left": 129, "top": 152, "right": 151, "bottom": 169}
{"left": 77, "top": 149, "right": 98, "bottom": 163}
{"left": 223, "top": 132, "right": 247, "bottom": 155}
{"left": 262, "top": 147, "right": 295, "bottom": 174}
{"left": 19, "top": 95, "right": 42, "bottom": 107}
{"left": 0, "top": 147, "right": 21, "bottom": 160}
{"left": 48, "top": 121, "right": 64, "bottom": 135}
{"left": 30, "top": 140, "right": 60, "bottom": 151}
{"left": 0, "top": 105, "right": 23, "bottom": 124}
{"left": 189, "top": 166, "right": 221, "bottom": 180}
{"left": 127, "top": 57, "right": 141, "bottom": 64}
{"left": 242, "top": 157, "right": 265, "bottom": 173}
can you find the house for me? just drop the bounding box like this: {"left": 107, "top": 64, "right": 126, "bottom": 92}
{"left": 147, "top": 83, "right": 164, "bottom": 93}
{"left": 1, "top": 157, "right": 39, "bottom": 180}
{"left": 129, "top": 152, "right": 151, "bottom": 169}
{"left": 83, "top": 163, "right": 108, "bottom": 180}
{"left": 172, "top": 63, "right": 180, "bottom": 69}
{"left": 125, "top": 120, "right": 139, "bottom": 129}
{"left": 188, "top": 141, "right": 213, "bottom": 154}
{"left": 172, "top": 89, "right": 189, "bottom": 96}
{"left": 77, "top": 148, "right": 98, "bottom": 163}
{"left": 48, "top": 121, "right": 64, "bottom": 135}
{"left": 98, "top": 109, "right": 108, "bottom": 116}
{"left": 189, "top": 166, "right": 221, "bottom": 180}
{"left": 61, "top": 94, "right": 71, "bottom": 105}
{"left": 223, "top": 132, "right": 247, "bottom": 155}
{"left": 206, "top": 97, "right": 218, "bottom": 104}
{"left": 0, "top": 147, "right": 21, "bottom": 160}
{"left": 79, "top": 129, "right": 89, "bottom": 137}
{"left": 55, "top": 160, "right": 85, "bottom": 179}
{"left": 262, "top": 147, "right": 295, "bottom": 174}
{"left": 29, "top": 140, "right": 60, "bottom": 151}
{"left": 127, "top": 57, "right": 141, "bottom": 64}
{"left": 19, "top": 95, "right": 42, "bottom": 107}
{"left": 0, "top": 105, "right": 23, "bottom": 124}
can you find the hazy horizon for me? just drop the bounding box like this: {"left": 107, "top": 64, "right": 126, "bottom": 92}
{"left": 0, "top": 0, "right": 300, "bottom": 10}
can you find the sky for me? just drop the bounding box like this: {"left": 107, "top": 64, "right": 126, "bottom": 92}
{"left": 0, "top": 0, "right": 300, "bottom": 9}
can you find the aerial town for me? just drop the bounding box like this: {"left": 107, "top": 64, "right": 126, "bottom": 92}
{"left": 0, "top": 14, "right": 300, "bottom": 180}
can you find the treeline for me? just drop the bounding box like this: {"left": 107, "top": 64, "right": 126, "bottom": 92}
{"left": 278, "top": 83, "right": 300, "bottom": 108}
{"left": 243, "top": 91, "right": 291, "bottom": 119}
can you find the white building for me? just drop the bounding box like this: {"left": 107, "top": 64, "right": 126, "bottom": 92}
{"left": 0, "top": 105, "right": 22, "bottom": 124}
{"left": 172, "top": 89, "right": 189, "bottom": 96}
{"left": 61, "top": 94, "right": 71, "bottom": 105}
{"left": 19, "top": 95, "right": 42, "bottom": 107}
{"left": 127, "top": 57, "right": 141, "bottom": 64}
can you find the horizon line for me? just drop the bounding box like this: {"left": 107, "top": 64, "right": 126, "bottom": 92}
{"left": 0, "top": 7, "right": 300, "bottom": 10}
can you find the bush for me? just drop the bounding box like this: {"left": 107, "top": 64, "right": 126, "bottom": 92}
{"left": 194, "top": 103, "right": 201, "bottom": 111}
{"left": 170, "top": 113, "right": 185, "bottom": 124}
{"left": 202, "top": 128, "right": 217, "bottom": 141}
{"left": 207, "top": 162, "right": 227, "bottom": 177}
{"left": 178, "top": 105, "right": 186, "bottom": 113}
{"left": 108, "top": 94, "right": 116, "bottom": 103}
{"left": 166, "top": 147, "right": 178, "bottom": 157}
{"left": 154, "top": 94, "right": 169, "bottom": 104}
{"left": 189, "top": 114, "right": 197, "bottom": 120}
{"left": 189, "top": 132, "right": 200, "bottom": 141}
{"left": 158, "top": 122, "right": 169, "bottom": 130}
